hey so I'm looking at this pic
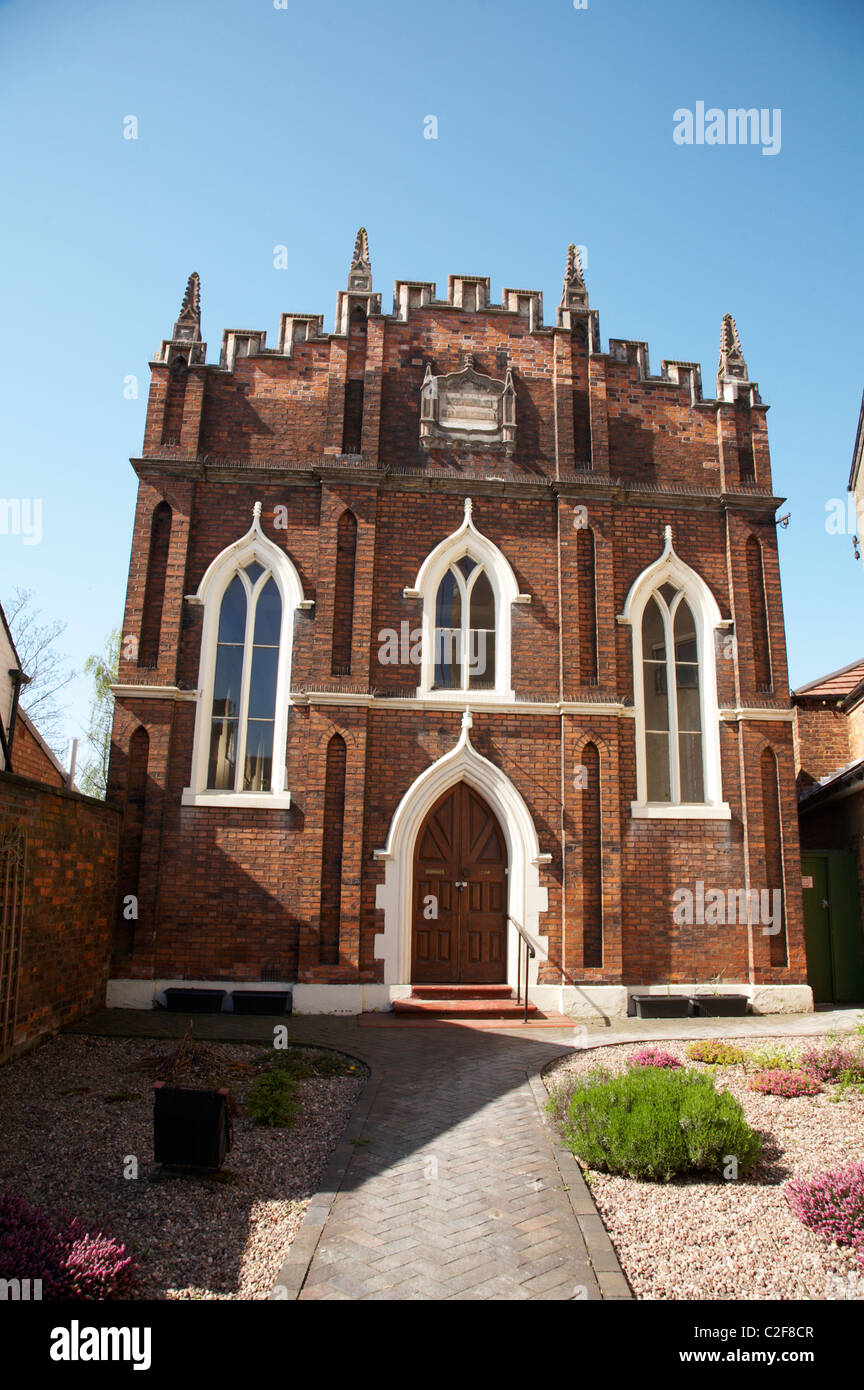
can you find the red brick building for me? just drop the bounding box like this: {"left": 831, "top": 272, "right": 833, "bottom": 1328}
{"left": 793, "top": 659, "right": 864, "bottom": 1004}
{"left": 1, "top": 598, "right": 119, "bottom": 1059}
{"left": 107, "top": 233, "right": 810, "bottom": 1016}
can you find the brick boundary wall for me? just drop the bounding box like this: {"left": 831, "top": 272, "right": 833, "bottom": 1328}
{"left": 0, "top": 771, "right": 120, "bottom": 1058}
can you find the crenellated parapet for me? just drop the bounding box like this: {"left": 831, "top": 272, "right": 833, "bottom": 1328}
{"left": 141, "top": 234, "right": 773, "bottom": 491}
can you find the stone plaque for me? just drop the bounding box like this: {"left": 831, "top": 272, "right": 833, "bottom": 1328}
{"left": 420, "top": 357, "right": 516, "bottom": 451}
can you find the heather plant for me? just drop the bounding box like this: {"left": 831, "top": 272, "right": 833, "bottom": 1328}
{"left": 685, "top": 1040, "right": 746, "bottom": 1066}
{"left": 744, "top": 1042, "right": 803, "bottom": 1072}
{"left": 748, "top": 1069, "right": 821, "bottom": 1098}
{"left": 628, "top": 1047, "right": 682, "bottom": 1069}
{"left": 786, "top": 1162, "right": 864, "bottom": 1260}
{"left": 0, "top": 1193, "right": 136, "bottom": 1300}
{"left": 551, "top": 1066, "right": 761, "bottom": 1182}
{"left": 0, "top": 1193, "right": 67, "bottom": 1298}
{"left": 61, "top": 1223, "right": 137, "bottom": 1300}
{"left": 799, "top": 1044, "right": 864, "bottom": 1084}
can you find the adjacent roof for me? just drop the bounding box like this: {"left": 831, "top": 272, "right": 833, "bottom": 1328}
{"left": 792, "top": 658, "right": 864, "bottom": 704}
{"left": 799, "top": 754, "right": 864, "bottom": 811}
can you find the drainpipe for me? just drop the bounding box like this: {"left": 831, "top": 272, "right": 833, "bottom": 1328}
{"left": 555, "top": 491, "right": 568, "bottom": 989}
{"left": 722, "top": 514, "right": 755, "bottom": 991}
{"left": 553, "top": 336, "right": 567, "bottom": 990}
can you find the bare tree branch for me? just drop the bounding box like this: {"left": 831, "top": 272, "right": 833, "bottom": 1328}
{"left": 4, "top": 586, "right": 77, "bottom": 753}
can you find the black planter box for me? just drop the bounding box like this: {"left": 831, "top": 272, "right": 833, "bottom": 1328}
{"left": 230, "top": 990, "right": 292, "bottom": 1016}
{"left": 690, "top": 994, "right": 750, "bottom": 1017}
{"left": 630, "top": 994, "right": 693, "bottom": 1019}
{"left": 153, "top": 1084, "right": 232, "bottom": 1169}
{"left": 163, "top": 988, "right": 226, "bottom": 1014}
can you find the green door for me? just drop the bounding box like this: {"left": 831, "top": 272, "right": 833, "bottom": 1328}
{"left": 801, "top": 851, "right": 864, "bottom": 1004}
{"left": 801, "top": 855, "right": 833, "bottom": 1005}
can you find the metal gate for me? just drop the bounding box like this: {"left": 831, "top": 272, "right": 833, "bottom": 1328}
{"left": 0, "top": 825, "right": 26, "bottom": 1058}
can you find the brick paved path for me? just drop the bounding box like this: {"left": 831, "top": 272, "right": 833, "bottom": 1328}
{"left": 71, "top": 1006, "right": 856, "bottom": 1301}
{"left": 283, "top": 1022, "right": 625, "bottom": 1301}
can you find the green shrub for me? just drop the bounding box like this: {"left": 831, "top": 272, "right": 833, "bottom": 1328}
{"left": 268, "top": 1049, "right": 316, "bottom": 1080}
{"left": 268, "top": 1047, "right": 362, "bottom": 1081}
{"left": 745, "top": 1043, "right": 803, "bottom": 1072}
{"left": 831, "top": 1069, "right": 864, "bottom": 1103}
{"left": 685, "top": 1040, "right": 746, "bottom": 1066}
{"left": 552, "top": 1065, "right": 761, "bottom": 1182}
{"left": 247, "top": 1070, "right": 300, "bottom": 1127}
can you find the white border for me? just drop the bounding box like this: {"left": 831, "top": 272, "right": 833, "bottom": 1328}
{"left": 619, "top": 525, "right": 730, "bottom": 819}
{"left": 106, "top": 978, "right": 814, "bottom": 1018}
{"left": 405, "top": 498, "right": 530, "bottom": 702}
{"left": 373, "top": 709, "right": 550, "bottom": 987}
{"left": 182, "top": 502, "right": 305, "bottom": 808}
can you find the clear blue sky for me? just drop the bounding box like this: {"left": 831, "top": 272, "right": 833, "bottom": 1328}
{"left": 1, "top": 0, "right": 862, "bottom": 761}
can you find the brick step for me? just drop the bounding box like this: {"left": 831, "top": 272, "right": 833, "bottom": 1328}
{"left": 393, "top": 996, "right": 538, "bottom": 1019}
{"left": 409, "top": 984, "right": 514, "bottom": 1001}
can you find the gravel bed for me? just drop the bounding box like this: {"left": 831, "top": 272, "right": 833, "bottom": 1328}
{"left": 544, "top": 1037, "right": 864, "bottom": 1301}
{"left": 0, "top": 1034, "right": 366, "bottom": 1300}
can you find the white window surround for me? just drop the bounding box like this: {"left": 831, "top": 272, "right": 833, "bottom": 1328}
{"left": 403, "top": 497, "right": 530, "bottom": 701}
{"left": 182, "top": 502, "right": 306, "bottom": 809}
{"left": 373, "top": 707, "right": 550, "bottom": 987}
{"left": 618, "top": 525, "right": 730, "bottom": 821}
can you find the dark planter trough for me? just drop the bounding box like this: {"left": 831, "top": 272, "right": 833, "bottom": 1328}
{"left": 163, "top": 988, "right": 226, "bottom": 1014}
{"left": 629, "top": 994, "right": 693, "bottom": 1019}
{"left": 690, "top": 994, "right": 750, "bottom": 1017}
{"left": 230, "top": 990, "right": 292, "bottom": 1016}
{"left": 153, "top": 1084, "right": 232, "bottom": 1169}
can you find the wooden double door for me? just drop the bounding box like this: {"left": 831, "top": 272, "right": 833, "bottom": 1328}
{"left": 412, "top": 783, "right": 508, "bottom": 984}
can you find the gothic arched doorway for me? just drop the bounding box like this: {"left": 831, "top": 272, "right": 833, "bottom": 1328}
{"left": 411, "top": 782, "right": 508, "bottom": 984}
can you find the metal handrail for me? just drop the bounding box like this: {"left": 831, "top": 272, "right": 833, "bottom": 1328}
{"left": 508, "top": 913, "right": 536, "bottom": 1025}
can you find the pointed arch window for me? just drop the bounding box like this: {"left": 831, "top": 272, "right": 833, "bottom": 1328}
{"left": 208, "top": 564, "right": 282, "bottom": 791}
{"left": 407, "top": 499, "right": 529, "bottom": 701}
{"left": 183, "top": 505, "right": 305, "bottom": 809}
{"left": 433, "top": 557, "right": 497, "bottom": 691}
{"left": 641, "top": 587, "right": 704, "bottom": 804}
{"left": 621, "top": 528, "right": 729, "bottom": 820}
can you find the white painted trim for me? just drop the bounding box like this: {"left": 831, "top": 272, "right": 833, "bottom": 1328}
{"left": 107, "top": 978, "right": 814, "bottom": 1018}
{"left": 720, "top": 707, "right": 795, "bottom": 723}
{"left": 534, "top": 985, "right": 631, "bottom": 1020}
{"left": 750, "top": 984, "right": 813, "bottom": 1015}
{"left": 621, "top": 525, "right": 726, "bottom": 814}
{"left": 183, "top": 503, "right": 307, "bottom": 804}
{"left": 559, "top": 701, "right": 635, "bottom": 717}
{"left": 409, "top": 498, "right": 528, "bottom": 699}
{"left": 292, "top": 984, "right": 407, "bottom": 1015}
{"left": 180, "top": 790, "right": 292, "bottom": 809}
{"left": 373, "top": 708, "right": 549, "bottom": 988}
{"left": 107, "top": 978, "right": 294, "bottom": 1011}
{"left": 111, "top": 685, "right": 198, "bottom": 701}
{"left": 630, "top": 802, "right": 731, "bottom": 820}
{"left": 290, "top": 692, "right": 636, "bottom": 716}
